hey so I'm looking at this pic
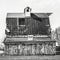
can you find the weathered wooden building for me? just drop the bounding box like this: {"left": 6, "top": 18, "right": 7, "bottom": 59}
{"left": 4, "top": 7, "right": 56, "bottom": 56}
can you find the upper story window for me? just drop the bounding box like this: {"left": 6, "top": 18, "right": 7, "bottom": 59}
{"left": 19, "top": 18, "right": 25, "bottom": 25}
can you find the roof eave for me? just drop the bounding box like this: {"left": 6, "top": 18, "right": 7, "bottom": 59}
{"left": 47, "top": 13, "right": 52, "bottom": 16}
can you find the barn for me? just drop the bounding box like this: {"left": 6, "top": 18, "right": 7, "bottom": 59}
{"left": 4, "top": 7, "right": 56, "bottom": 56}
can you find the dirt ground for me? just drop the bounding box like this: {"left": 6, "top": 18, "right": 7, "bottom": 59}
{"left": 0, "top": 55, "right": 60, "bottom": 60}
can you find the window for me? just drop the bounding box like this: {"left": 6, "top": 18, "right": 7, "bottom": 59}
{"left": 19, "top": 18, "right": 25, "bottom": 25}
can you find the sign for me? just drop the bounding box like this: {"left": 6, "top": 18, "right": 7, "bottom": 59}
{"left": 28, "top": 35, "right": 33, "bottom": 41}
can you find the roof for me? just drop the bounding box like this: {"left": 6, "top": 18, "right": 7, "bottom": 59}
{"left": 7, "top": 13, "right": 52, "bottom": 18}
{"left": 7, "top": 13, "right": 25, "bottom": 18}
{"left": 4, "top": 37, "right": 56, "bottom": 44}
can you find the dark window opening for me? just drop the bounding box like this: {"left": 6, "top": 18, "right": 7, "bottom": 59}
{"left": 19, "top": 18, "right": 25, "bottom": 25}
{"left": 27, "top": 9, "right": 29, "bottom": 12}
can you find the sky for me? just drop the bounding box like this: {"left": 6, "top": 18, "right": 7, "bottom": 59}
{"left": 0, "top": 0, "right": 60, "bottom": 42}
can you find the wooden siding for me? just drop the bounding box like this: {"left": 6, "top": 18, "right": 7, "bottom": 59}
{"left": 6, "top": 17, "right": 50, "bottom": 35}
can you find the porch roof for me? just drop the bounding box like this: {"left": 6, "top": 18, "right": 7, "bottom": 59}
{"left": 4, "top": 37, "right": 56, "bottom": 44}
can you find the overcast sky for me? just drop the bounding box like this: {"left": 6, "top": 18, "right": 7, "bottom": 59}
{"left": 0, "top": 0, "right": 60, "bottom": 42}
